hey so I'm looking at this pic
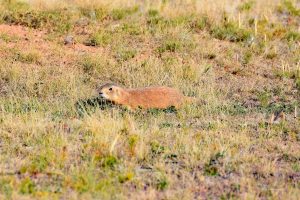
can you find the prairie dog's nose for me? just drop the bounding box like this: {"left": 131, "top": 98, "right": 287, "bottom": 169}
{"left": 99, "top": 92, "right": 103, "bottom": 95}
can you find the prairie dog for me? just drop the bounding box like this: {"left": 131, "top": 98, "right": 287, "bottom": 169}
{"left": 98, "top": 83, "right": 194, "bottom": 110}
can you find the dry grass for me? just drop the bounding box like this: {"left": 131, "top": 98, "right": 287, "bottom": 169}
{"left": 0, "top": 0, "right": 300, "bottom": 199}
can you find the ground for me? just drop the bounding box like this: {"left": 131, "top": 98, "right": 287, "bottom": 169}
{"left": 0, "top": 0, "right": 300, "bottom": 199}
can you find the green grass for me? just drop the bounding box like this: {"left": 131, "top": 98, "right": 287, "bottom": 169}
{"left": 85, "top": 31, "right": 113, "bottom": 46}
{"left": 0, "top": 32, "right": 19, "bottom": 42}
{"left": 285, "top": 31, "right": 300, "bottom": 42}
{"left": 115, "top": 48, "right": 137, "bottom": 62}
{"left": 13, "top": 51, "right": 41, "bottom": 64}
{"left": 238, "top": 0, "right": 255, "bottom": 12}
{"left": 2, "top": 8, "right": 72, "bottom": 32}
{"left": 0, "top": 0, "right": 300, "bottom": 199}
{"left": 210, "top": 21, "right": 252, "bottom": 42}
{"left": 111, "top": 7, "right": 139, "bottom": 20}
{"left": 281, "top": 0, "right": 300, "bottom": 16}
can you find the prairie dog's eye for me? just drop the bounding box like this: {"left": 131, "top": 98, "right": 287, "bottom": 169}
{"left": 109, "top": 88, "right": 113, "bottom": 91}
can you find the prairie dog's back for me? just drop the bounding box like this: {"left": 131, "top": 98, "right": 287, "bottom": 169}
{"left": 126, "top": 86, "right": 185, "bottom": 109}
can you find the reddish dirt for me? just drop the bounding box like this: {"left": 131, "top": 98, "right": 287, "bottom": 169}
{"left": 0, "top": 24, "right": 103, "bottom": 52}
{"left": 0, "top": 24, "right": 43, "bottom": 39}
{"left": 0, "top": 24, "right": 107, "bottom": 66}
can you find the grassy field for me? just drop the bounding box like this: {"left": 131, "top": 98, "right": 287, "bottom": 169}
{"left": 0, "top": 0, "right": 300, "bottom": 199}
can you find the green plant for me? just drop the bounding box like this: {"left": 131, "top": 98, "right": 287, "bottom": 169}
{"left": 296, "top": 78, "right": 300, "bottom": 90}
{"left": 30, "top": 155, "right": 50, "bottom": 173}
{"left": 266, "top": 52, "right": 277, "bottom": 59}
{"left": 242, "top": 51, "right": 252, "bottom": 65}
{"left": 211, "top": 21, "right": 252, "bottom": 42}
{"left": 257, "top": 90, "right": 271, "bottom": 108}
{"left": 0, "top": 33, "right": 19, "bottom": 42}
{"left": 282, "top": 0, "right": 300, "bottom": 16}
{"left": 2, "top": 9, "right": 72, "bottom": 32}
{"left": 285, "top": 31, "right": 300, "bottom": 42}
{"left": 0, "top": 179, "right": 13, "bottom": 199}
{"left": 85, "top": 31, "right": 112, "bottom": 46}
{"left": 115, "top": 48, "right": 136, "bottom": 62}
{"left": 118, "top": 172, "right": 134, "bottom": 183}
{"left": 238, "top": 0, "right": 255, "bottom": 12}
{"left": 148, "top": 9, "right": 159, "bottom": 17}
{"left": 128, "top": 134, "right": 138, "bottom": 151}
{"left": 111, "top": 7, "right": 138, "bottom": 20}
{"left": 102, "top": 155, "right": 118, "bottom": 168}
{"left": 157, "top": 39, "right": 182, "bottom": 53}
{"left": 121, "top": 23, "right": 142, "bottom": 35}
{"left": 72, "top": 175, "right": 90, "bottom": 193}
{"left": 150, "top": 141, "right": 165, "bottom": 155}
{"left": 195, "top": 15, "right": 210, "bottom": 30}
{"left": 156, "top": 177, "right": 168, "bottom": 190}
{"left": 19, "top": 178, "right": 35, "bottom": 194}
{"left": 80, "top": 55, "right": 105, "bottom": 75}
{"left": 14, "top": 51, "right": 40, "bottom": 64}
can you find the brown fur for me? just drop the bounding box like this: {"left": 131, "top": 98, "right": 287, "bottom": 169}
{"left": 98, "top": 83, "right": 194, "bottom": 110}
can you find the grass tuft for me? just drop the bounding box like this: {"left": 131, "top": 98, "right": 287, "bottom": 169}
{"left": 238, "top": 0, "right": 255, "bottom": 12}
{"left": 211, "top": 21, "right": 252, "bottom": 42}
{"left": 285, "top": 31, "right": 300, "bottom": 42}
{"left": 111, "top": 6, "right": 138, "bottom": 20}
{"left": 19, "top": 178, "right": 36, "bottom": 194}
{"left": 85, "top": 31, "right": 112, "bottom": 46}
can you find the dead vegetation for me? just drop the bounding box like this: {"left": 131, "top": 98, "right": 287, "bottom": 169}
{"left": 0, "top": 0, "right": 300, "bottom": 199}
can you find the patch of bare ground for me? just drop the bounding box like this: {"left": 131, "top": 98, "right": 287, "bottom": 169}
{"left": 0, "top": 24, "right": 111, "bottom": 67}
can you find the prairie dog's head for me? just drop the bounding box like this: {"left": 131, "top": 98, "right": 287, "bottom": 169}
{"left": 98, "top": 83, "right": 122, "bottom": 102}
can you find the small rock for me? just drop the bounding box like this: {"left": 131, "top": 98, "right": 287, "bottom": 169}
{"left": 64, "top": 35, "right": 74, "bottom": 45}
{"left": 75, "top": 17, "right": 89, "bottom": 26}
